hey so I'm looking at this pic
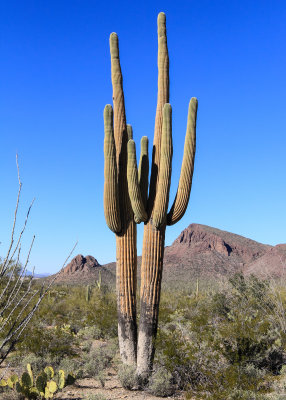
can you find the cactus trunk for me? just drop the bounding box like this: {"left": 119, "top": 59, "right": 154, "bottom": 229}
{"left": 116, "top": 223, "right": 137, "bottom": 365}
{"left": 137, "top": 224, "right": 165, "bottom": 378}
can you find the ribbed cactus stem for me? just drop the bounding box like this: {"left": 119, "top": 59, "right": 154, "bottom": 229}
{"left": 127, "top": 140, "right": 148, "bottom": 223}
{"left": 106, "top": 31, "right": 137, "bottom": 366}
{"left": 104, "top": 105, "right": 121, "bottom": 234}
{"left": 152, "top": 103, "right": 173, "bottom": 228}
{"left": 137, "top": 14, "right": 197, "bottom": 379}
{"left": 110, "top": 32, "right": 127, "bottom": 164}
{"left": 127, "top": 124, "right": 133, "bottom": 141}
{"left": 138, "top": 136, "right": 149, "bottom": 209}
{"left": 104, "top": 12, "right": 198, "bottom": 379}
{"left": 148, "top": 12, "right": 169, "bottom": 213}
{"left": 86, "top": 285, "right": 91, "bottom": 302}
{"left": 167, "top": 97, "right": 197, "bottom": 225}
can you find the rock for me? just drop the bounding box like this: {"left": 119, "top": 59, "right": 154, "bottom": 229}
{"left": 245, "top": 244, "right": 286, "bottom": 278}
{"left": 163, "top": 224, "right": 271, "bottom": 280}
{"left": 49, "top": 224, "right": 285, "bottom": 286}
{"left": 63, "top": 254, "right": 100, "bottom": 275}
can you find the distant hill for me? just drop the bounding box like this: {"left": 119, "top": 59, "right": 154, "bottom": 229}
{"left": 162, "top": 223, "right": 271, "bottom": 282}
{"left": 245, "top": 244, "right": 286, "bottom": 278}
{"left": 47, "top": 224, "right": 285, "bottom": 286}
{"left": 49, "top": 254, "right": 116, "bottom": 286}
{"left": 24, "top": 270, "right": 51, "bottom": 279}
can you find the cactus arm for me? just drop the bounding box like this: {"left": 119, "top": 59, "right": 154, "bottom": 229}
{"left": 138, "top": 136, "right": 149, "bottom": 208}
{"left": 110, "top": 32, "right": 127, "bottom": 163}
{"left": 104, "top": 105, "right": 121, "bottom": 233}
{"left": 127, "top": 124, "right": 133, "bottom": 141}
{"left": 148, "top": 12, "right": 169, "bottom": 214}
{"left": 127, "top": 139, "right": 148, "bottom": 223}
{"left": 167, "top": 97, "right": 197, "bottom": 225}
{"left": 152, "top": 103, "right": 173, "bottom": 228}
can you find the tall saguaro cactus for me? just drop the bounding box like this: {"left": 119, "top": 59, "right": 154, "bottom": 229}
{"left": 103, "top": 12, "right": 198, "bottom": 378}
{"left": 103, "top": 33, "right": 137, "bottom": 366}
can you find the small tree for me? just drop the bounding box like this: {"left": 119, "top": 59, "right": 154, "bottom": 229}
{"left": 0, "top": 156, "right": 76, "bottom": 367}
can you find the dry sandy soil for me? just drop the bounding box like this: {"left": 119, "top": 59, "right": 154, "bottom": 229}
{"left": 53, "top": 370, "right": 184, "bottom": 400}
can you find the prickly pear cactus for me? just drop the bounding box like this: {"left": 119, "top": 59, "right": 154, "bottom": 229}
{"left": 58, "top": 369, "right": 65, "bottom": 389}
{"left": 36, "top": 372, "right": 48, "bottom": 394}
{"left": 21, "top": 371, "right": 33, "bottom": 388}
{"left": 1, "top": 365, "right": 75, "bottom": 399}
{"left": 44, "top": 366, "right": 54, "bottom": 380}
{"left": 27, "top": 363, "right": 34, "bottom": 386}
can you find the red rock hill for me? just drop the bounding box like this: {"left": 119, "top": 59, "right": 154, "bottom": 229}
{"left": 50, "top": 224, "right": 284, "bottom": 285}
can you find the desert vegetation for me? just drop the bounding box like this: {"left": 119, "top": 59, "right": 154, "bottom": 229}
{"left": 1, "top": 7, "right": 284, "bottom": 400}
{"left": 1, "top": 274, "right": 286, "bottom": 399}
{"left": 0, "top": 156, "right": 57, "bottom": 368}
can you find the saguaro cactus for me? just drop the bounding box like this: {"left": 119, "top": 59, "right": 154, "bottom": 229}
{"left": 103, "top": 12, "right": 198, "bottom": 378}
{"left": 103, "top": 34, "right": 137, "bottom": 366}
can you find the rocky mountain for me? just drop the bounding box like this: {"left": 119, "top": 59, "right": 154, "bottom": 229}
{"left": 54, "top": 254, "right": 115, "bottom": 285}
{"left": 245, "top": 244, "right": 286, "bottom": 278}
{"left": 162, "top": 224, "right": 271, "bottom": 282}
{"left": 49, "top": 224, "right": 284, "bottom": 286}
{"left": 63, "top": 255, "right": 100, "bottom": 275}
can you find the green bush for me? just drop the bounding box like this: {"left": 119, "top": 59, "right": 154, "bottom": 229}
{"left": 58, "top": 356, "right": 85, "bottom": 379}
{"left": 17, "top": 323, "right": 76, "bottom": 359}
{"left": 148, "top": 367, "right": 174, "bottom": 397}
{"left": 118, "top": 364, "right": 137, "bottom": 390}
{"left": 83, "top": 394, "right": 107, "bottom": 400}
{"left": 155, "top": 274, "right": 286, "bottom": 399}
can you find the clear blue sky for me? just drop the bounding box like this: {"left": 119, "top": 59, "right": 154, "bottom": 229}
{"left": 0, "top": 0, "right": 285, "bottom": 274}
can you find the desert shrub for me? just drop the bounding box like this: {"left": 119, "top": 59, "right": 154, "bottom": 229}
{"left": 155, "top": 274, "right": 286, "bottom": 399}
{"left": 147, "top": 367, "right": 175, "bottom": 397}
{"left": 9, "top": 275, "right": 286, "bottom": 398}
{"left": 269, "top": 365, "right": 286, "bottom": 398}
{"left": 8, "top": 353, "right": 60, "bottom": 376}
{"left": 17, "top": 322, "right": 76, "bottom": 359}
{"left": 78, "top": 342, "right": 117, "bottom": 387}
{"left": 81, "top": 339, "right": 93, "bottom": 353}
{"left": 118, "top": 364, "right": 137, "bottom": 390}
{"left": 28, "top": 284, "right": 118, "bottom": 340}
{"left": 20, "top": 354, "right": 52, "bottom": 374}
{"left": 214, "top": 274, "right": 286, "bottom": 374}
{"left": 85, "top": 291, "right": 118, "bottom": 339}
{"left": 84, "top": 344, "right": 116, "bottom": 375}
{"left": 83, "top": 394, "right": 107, "bottom": 400}
{"left": 225, "top": 389, "right": 267, "bottom": 399}
{"left": 78, "top": 326, "right": 102, "bottom": 341}
{"left": 59, "top": 356, "right": 85, "bottom": 379}
{"left": 0, "top": 392, "right": 24, "bottom": 400}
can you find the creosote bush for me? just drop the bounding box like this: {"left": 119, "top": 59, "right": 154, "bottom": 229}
{"left": 147, "top": 367, "right": 174, "bottom": 397}
{"left": 117, "top": 364, "right": 137, "bottom": 390}
{"left": 155, "top": 274, "right": 286, "bottom": 399}
{"left": 83, "top": 394, "right": 107, "bottom": 400}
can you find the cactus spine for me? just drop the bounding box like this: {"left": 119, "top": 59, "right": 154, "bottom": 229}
{"left": 103, "top": 33, "right": 137, "bottom": 366}
{"left": 104, "top": 12, "right": 197, "bottom": 378}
